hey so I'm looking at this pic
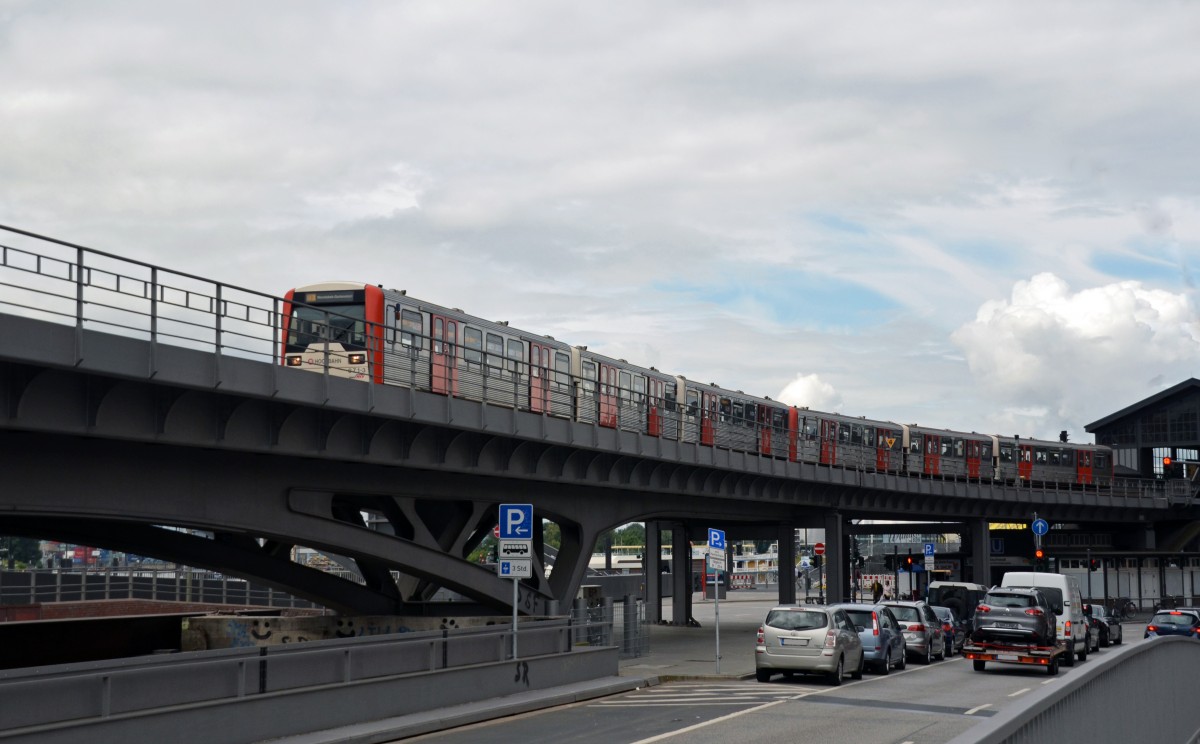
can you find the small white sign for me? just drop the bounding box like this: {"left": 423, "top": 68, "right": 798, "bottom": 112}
{"left": 710, "top": 548, "right": 726, "bottom": 571}
{"left": 498, "top": 559, "right": 533, "bottom": 578}
{"left": 498, "top": 540, "right": 532, "bottom": 558}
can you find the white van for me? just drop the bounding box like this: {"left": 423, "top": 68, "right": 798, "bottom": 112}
{"left": 1000, "top": 571, "right": 1088, "bottom": 665}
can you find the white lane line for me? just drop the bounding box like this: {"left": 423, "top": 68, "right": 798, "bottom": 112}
{"left": 965, "top": 703, "right": 993, "bottom": 715}
{"left": 1008, "top": 688, "right": 1031, "bottom": 697}
{"left": 627, "top": 691, "right": 813, "bottom": 743}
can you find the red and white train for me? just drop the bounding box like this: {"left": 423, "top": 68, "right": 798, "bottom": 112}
{"left": 281, "top": 282, "right": 1112, "bottom": 487}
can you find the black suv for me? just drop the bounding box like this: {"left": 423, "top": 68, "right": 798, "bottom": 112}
{"left": 971, "top": 587, "right": 1057, "bottom": 647}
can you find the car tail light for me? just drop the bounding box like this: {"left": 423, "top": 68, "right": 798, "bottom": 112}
{"left": 757, "top": 626, "right": 764, "bottom": 644}
{"left": 1147, "top": 624, "right": 1159, "bottom": 633}
{"left": 1024, "top": 608, "right": 1044, "bottom": 617}
{"left": 908, "top": 623, "right": 926, "bottom": 632}
{"left": 824, "top": 629, "right": 838, "bottom": 648}
{"left": 872, "top": 612, "right": 880, "bottom": 636}
{"left": 977, "top": 605, "right": 991, "bottom": 614}
{"left": 1065, "top": 620, "right": 1072, "bottom": 634}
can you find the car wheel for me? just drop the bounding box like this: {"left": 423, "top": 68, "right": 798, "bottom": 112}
{"left": 896, "top": 650, "right": 906, "bottom": 670}
{"left": 851, "top": 652, "right": 864, "bottom": 680}
{"left": 1100, "top": 629, "right": 1110, "bottom": 648}
{"left": 829, "top": 656, "right": 844, "bottom": 686}
{"left": 878, "top": 656, "right": 890, "bottom": 675}
{"left": 921, "top": 643, "right": 932, "bottom": 665}
{"left": 1078, "top": 639, "right": 1088, "bottom": 662}
{"left": 1113, "top": 628, "right": 1122, "bottom": 645}
{"left": 936, "top": 638, "right": 946, "bottom": 661}
{"left": 756, "top": 669, "right": 772, "bottom": 683}
{"left": 1063, "top": 641, "right": 1076, "bottom": 666}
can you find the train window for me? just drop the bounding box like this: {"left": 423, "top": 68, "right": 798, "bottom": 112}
{"left": 665, "top": 382, "right": 677, "bottom": 411}
{"left": 940, "top": 439, "right": 952, "bottom": 457}
{"left": 1000, "top": 445, "right": 1013, "bottom": 463}
{"left": 730, "top": 401, "right": 741, "bottom": 424}
{"left": 1080, "top": 451, "right": 1092, "bottom": 467}
{"left": 910, "top": 435, "right": 922, "bottom": 454}
{"left": 620, "top": 371, "right": 632, "bottom": 402}
{"left": 720, "top": 397, "right": 732, "bottom": 423}
{"left": 803, "top": 420, "right": 818, "bottom": 439}
{"left": 433, "top": 318, "right": 444, "bottom": 354}
{"left": 506, "top": 339, "right": 523, "bottom": 374}
{"left": 633, "top": 375, "right": 645, "bottom": 404}
{"left": 463, "top": 326, "right": 483, "bottom": 364}
{"left": 773, "top": 409, "right": 785, "bottom": 430}
{"left": 1060, "top": 450, "right": 1074, "bottom": 466}
{"left": 1097, "top": 453, "right": 1108, "bottom": 470}
{"left": 747, "top": 405, "right": 757, "bottom": 427}
{"left": 954, "top": 439, "right": 965, "bottom": 457}
{"left": 981, "top": 442, "right": 992, "bottom": 459}
{"left": 555, "top": 352, "right": 570, "bottom": 389}
{"left": 1049, "top": 450, "right": 1061, "bottom": 466}
{"left": 850, "top": 425, "right": 862, "bottom": 445}
{"left": 399, "top": 309, "right": 422, "bottom": 348}
{"left": 1034, "top": 449, "right": 1047, "bottom": 465}
{"left": 840, "top": 425, "right": 852, "bottom": 444}
{"left": 531, "top": 345, "right": 539, "bottom": 377}
{"left": 863, "top": 426, "right": 873, "bottom": 444}
{"left": 485, "top": 333, "right": 503, "bottom": 368}
{"left": 686, "top": 390, "right": 699, "bottom": 417}
{"left": 581, "top": 360, "right": 597, "bottom": 393}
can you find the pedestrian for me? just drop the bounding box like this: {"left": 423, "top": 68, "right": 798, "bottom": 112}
{"left": 872, "top": 580, "right": 883, "bottom": 604}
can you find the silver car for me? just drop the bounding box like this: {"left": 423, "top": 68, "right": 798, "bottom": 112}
{"left": 882, "top": 600, "right": 946, "bottom": 664}
{"left": 755, "top": 605, "right": 865, "bottom": 685}
{"left": 832, "top": 603, "right": 907, "bottom": 674}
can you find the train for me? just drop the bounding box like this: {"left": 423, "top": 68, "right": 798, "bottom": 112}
{"left": 280, "top": 281, "right": 1113, "bottom": 487}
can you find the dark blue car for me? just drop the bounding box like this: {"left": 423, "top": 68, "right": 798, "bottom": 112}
{"left": 1144, "top": 609, "right": 1200, "bottom": 639}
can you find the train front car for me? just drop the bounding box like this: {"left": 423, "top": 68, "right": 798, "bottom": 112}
{"left": 282, "top": 282, "right": 384, "bottom": 382}
{"left": 994, "top": 436, "right": 1113, "bottom": 486}
{"left": 903, "top": 425, "right": 997, "bottom": 480}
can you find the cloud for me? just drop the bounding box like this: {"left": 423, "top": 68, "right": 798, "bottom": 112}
{"left": 778, "top": 373, "right": 844, "bottom": 412}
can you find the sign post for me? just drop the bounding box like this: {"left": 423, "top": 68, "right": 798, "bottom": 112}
{"left": 498, "top": 503, "right": 534, "bottom": 659}
{"left": 708, "top": 528, "right": 726, "bottom": 674}
{"left": 814, "top": 542, "right": 826, "bottom": 604}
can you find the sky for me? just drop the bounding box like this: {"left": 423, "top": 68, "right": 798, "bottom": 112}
{"left": 2, "top": 1, "right": 1199, "bottom": 443}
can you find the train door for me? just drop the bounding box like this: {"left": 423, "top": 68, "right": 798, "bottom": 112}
{"left": 1018, "top": 444, "right": 1034, "bottom": 481}
{"left": 820, "top": 419, "right": 837, "bottom": 465}
{"left": 876, "top": 428, "right": 897, "bottom": 471}
{"left": 966, "top": 440, "right": 983, "bottom": 479}
{"left": 1078, "top": 449, "right": 1094, "bottom": 484}
{"left": 529, "top": 341, "right": 553, "bottom": 413}
{"left": 599, "top": 362, "right": 618, "bottom": 428}
{"left": 925, "top": 434, "right": 940, "bottom": 475}
{"left": 648, "top": 378, "right": 664, "bottom": 437}
{"left": 758, "top": 405, "right": 773, "bottom": 456}
{"left": 701, "top": 391, "right": 717, "bottom": 446}
{"left": 430, "top": 314, "right": 458, "bottom": 396}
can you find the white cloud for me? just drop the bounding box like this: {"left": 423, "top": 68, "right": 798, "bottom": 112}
{"left": 778, "top": 374, "right": 844, "bottom": 413}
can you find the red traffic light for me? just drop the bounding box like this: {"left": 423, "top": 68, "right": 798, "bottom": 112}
{"left": 905, "top": 555, "right": 913, "bottom": 566}
{"left": 1035, "top": 548, "right": 1045, "bottom": 559}
{"left": 1164, "top": 456, "right": 1173, "bottom": 467}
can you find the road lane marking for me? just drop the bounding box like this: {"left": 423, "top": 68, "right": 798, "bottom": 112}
{"left": 1008, "top": 688, "right": 1031, "bottom": 697}
{"left": 627, "top": 698, "right": 792, "bottom": 743}
{"left": 966, "top": 703, "right": 993, "bottom": 715}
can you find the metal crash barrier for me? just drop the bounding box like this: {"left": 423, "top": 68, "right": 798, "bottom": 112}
{"left": 947, "top": 637, "right": 1200, "bottom": 744}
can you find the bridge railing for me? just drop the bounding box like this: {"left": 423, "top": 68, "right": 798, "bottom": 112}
{"left": 0, "top": 617, "right": 590, "bottom": 734}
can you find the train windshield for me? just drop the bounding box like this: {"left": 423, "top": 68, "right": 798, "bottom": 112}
{"left": 288, "top": 303, "right": 367, "bottom": 352}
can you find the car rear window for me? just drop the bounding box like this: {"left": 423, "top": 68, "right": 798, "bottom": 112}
{"left": 1151, "top": 612, "right": 1199, "bottom": 626}
{"left": 845, "top": 610, "right": 873, "bottom": 627}
{"left": 986, "top": 593, "right": 1033, "bottom": 608}
{"left": 887, "top": 606, "right": 919, "bottom": 622}
{"left": 765, "top": 610, "right": 828, "bottom": 631}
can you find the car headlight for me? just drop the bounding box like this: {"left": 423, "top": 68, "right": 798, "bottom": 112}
{"left": 348, "top": 353, "right": 366, "bottom": 364}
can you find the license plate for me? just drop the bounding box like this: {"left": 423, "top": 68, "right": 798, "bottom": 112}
{"left": 781, "top": 637, "right": 810, "bottom": 647}
{"left": 996, "top": 622, "right": 1019, "bottom": 629}
{"left": 998, "top": 653, "right": 1018, "bottom": 661}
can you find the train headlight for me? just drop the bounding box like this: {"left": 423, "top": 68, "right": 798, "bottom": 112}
{"left": 348, "top": 353, "right": 367, "bottom": 365}
{"left": 286, "top": 356, "right": 304, "bottom": 367}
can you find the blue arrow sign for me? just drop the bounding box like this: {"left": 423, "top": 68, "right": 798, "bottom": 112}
{"left": 1032, "top": 518, "right": 1049, "bottom": 536}
{"left": 499, "top": 503, "right": 534, "bottom": 539}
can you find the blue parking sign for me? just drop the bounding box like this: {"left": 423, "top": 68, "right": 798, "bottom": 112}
{"left": 499, "top": 504, "right": 534, "bottom": 539}
{"left": 708, "top": 528, "right": 725, "bottom": 550}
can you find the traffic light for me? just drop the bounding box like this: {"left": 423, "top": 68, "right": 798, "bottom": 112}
{"left": 1089, "top": 558, "right": 1100, "bottom": 572}
{"left": 811, "top": 554, "right": 822, "bottom": 568}
{"left": 904, "top": 553, "right": 914, "bottom": 570}
{"left": 1034, "top": 548, "right": 1046, "bottom": 571}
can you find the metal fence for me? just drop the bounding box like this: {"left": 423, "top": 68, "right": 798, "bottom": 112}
{"left": 570, "top": 594, "right": 649, "bottom": 659}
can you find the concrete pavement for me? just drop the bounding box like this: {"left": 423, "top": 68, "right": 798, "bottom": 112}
{"left": 272, "top": 587, "right": 789, "bottom": 743}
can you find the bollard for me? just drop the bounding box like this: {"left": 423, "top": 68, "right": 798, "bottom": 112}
{"left": 573, "top": 597, "right": 588, "bottom": 645}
